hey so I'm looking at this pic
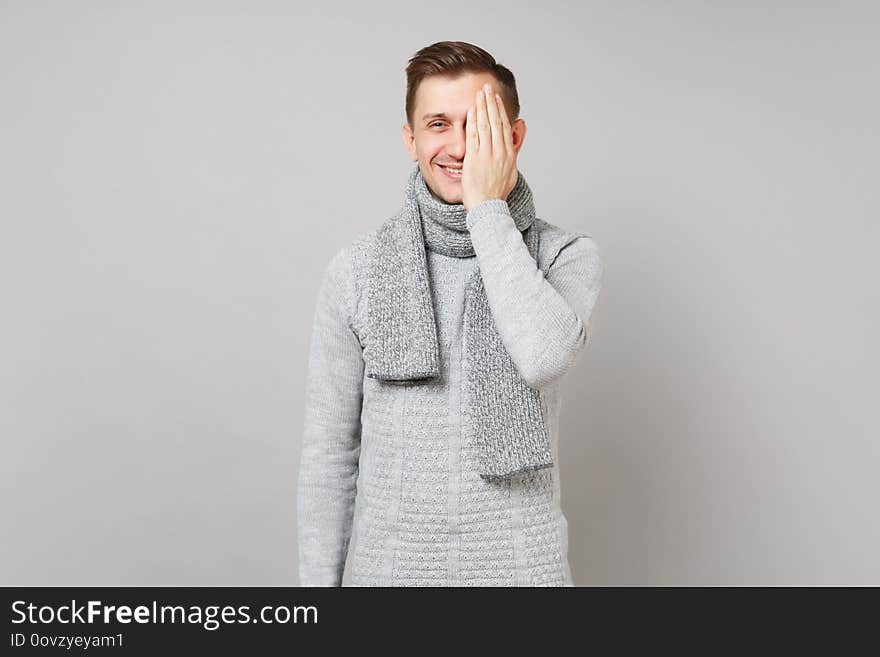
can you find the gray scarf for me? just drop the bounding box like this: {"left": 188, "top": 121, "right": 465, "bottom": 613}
{"left": 363, "top": 164, "right": 553, "bottom": 481}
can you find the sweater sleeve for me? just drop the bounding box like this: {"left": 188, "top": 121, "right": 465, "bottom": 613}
{"left": 466, "top": 199, "right": 604, "bottom": 390}
{"left": 296, "top": 248, "right": 364, "bottom": 586}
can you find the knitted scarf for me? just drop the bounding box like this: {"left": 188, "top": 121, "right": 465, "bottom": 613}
{"left": 363, "top": 164, "right": 552, "bottom": 481}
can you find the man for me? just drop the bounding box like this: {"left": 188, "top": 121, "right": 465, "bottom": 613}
{"left": 296, "top": 41, "right": 604, "bottom": 586}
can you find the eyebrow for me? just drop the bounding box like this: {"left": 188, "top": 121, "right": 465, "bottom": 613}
{"left": 421, "top": 112, "right": 458, "bottom": 122}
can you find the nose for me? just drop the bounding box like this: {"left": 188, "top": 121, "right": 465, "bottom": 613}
{"left": 447, "top": 124, "right": 466, "bottom": 160}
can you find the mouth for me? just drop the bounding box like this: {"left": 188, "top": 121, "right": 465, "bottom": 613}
{"left": 436, "top": 163, "right": 462, "bottom": 181}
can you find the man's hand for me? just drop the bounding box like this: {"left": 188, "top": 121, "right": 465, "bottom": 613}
{"left": 461, "top": 82, "right": 518, "bottom": 211}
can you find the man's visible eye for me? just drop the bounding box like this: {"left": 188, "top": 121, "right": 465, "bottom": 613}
{"left": 429, "top": 122, "right": 445, "bottom": 128}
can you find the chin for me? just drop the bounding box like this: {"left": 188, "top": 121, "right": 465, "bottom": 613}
{"left": 425, "top": 178, "right": 459, "bottom": 205}
{"left": 440, "top": 188, "right": 462, "bottom": 204}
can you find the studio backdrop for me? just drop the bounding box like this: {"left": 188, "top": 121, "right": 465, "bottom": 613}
{"left": 1, "top": 1, "right": 877, "bottom": 585}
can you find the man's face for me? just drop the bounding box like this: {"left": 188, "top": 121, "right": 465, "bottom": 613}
{"left": 402, "top": 71, "right": 526, "bottom": 204}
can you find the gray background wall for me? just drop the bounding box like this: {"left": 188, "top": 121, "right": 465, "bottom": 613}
{"left": 2, "top": 1, "right": 877, "bottom": 585}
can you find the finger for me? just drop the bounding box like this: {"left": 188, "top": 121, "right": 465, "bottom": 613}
{"left": 496, "top": 93, "right": 515, "bottom": 156}
{"left": 466, "top": 103, "right": 478, "bottom": 154}
{"left": 475, "top": 89, "right": 490, "bottom": 156}
{"left": 485, "top": 86, "right": 504, "bottom": 156}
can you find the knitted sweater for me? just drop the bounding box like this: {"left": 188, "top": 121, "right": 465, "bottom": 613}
{"left": 296, "top": 198, "right": 604, "bottom": 586}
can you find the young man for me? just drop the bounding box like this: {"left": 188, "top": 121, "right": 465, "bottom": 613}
{"left": 296, "top": 41, "right": 604, "bottom": 586}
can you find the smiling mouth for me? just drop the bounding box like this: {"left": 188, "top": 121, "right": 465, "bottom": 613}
{"left": 437, "top": 163, "right": 462, "bottom": 180}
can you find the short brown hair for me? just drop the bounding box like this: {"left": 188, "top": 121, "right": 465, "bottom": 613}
{"left": 405, "top": 41, "right": 520, "bottom": 127}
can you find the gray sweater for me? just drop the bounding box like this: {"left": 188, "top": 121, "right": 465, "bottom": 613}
{"left": 296, "top": 199, "right": 604, "bottom": 586}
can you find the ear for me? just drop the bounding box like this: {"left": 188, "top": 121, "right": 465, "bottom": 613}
{"left": 401, "top": 123, "right": 417, "bottom": 161}
{"left": 511, "top": 118, "right": 527, "bottom": 155}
